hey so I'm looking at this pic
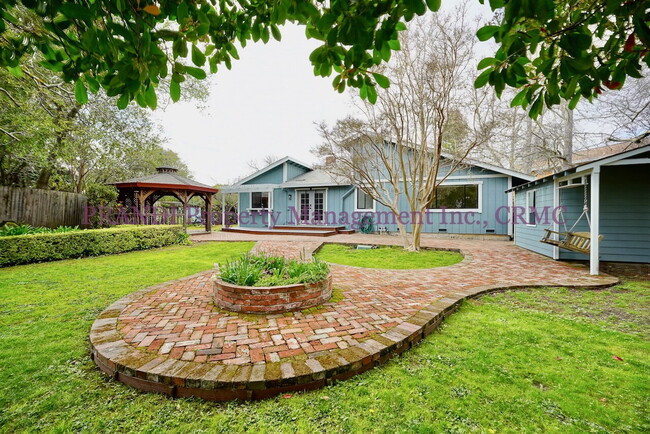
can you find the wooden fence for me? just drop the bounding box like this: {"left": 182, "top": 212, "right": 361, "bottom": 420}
{"left": 0, "top": 186, "right": 87, "bottom": 228}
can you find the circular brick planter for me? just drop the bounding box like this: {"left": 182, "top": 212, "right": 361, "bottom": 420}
{"left": 213, "top": 274, "right": 333, "bottom": 314}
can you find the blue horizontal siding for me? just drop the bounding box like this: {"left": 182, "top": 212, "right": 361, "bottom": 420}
{"left": 513, "top": 182, "right": 555, "bottom": 258}
{"left": 337, "top": 176, "right": 512, "bottom": 234}
{"left": 514, "top": 164, "right": 650, "bottom": 263}
{"left": 286, "top": 163, "right": 309, "bottom": 181}
{"left": 580, "top": 165, "right": 648, "bottom": 263}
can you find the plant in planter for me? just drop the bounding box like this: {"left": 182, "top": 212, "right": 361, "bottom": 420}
{"left": 214, "top": 254, "right": 332, "bottom": 313}
{"left": 218, "top": 254, "right": 329, "bottom": 287}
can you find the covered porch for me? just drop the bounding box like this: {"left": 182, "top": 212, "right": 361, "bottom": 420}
{"left": 536, "top": 145, "right": 650, "bottom": 275}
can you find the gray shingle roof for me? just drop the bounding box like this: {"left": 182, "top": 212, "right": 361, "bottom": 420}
{"left": 112, "top": 167, "right": 214, "bottom": 189}
{"left": 280, "top": 169, "right": 350, "bottom": 188}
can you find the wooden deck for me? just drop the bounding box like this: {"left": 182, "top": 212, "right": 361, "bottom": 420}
{"left": 221, "top": 225, "right": 354, "bottom": 237}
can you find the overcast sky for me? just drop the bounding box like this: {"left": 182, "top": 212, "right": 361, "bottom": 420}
{"left": 153, "top": 1, "right": 493, "bottom": 186}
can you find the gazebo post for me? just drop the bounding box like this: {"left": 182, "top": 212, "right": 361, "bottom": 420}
{"left": 179, "top": 191, "right": 188, "bottom": 230}
{"left": 205, "top": 194, "right": 213, "bottom": 233}
{"left": 221, "top": 191, "right": 227, "bottom": 229}
{"left": 138, "top": 189, "right": 155, "bottom": 225}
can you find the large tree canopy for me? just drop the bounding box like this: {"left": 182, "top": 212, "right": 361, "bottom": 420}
{"left": 0, "top": 1, "right": 647, "bottom": 116}
{"left": 476, "top": 0, "right": 649, "bottom": 117}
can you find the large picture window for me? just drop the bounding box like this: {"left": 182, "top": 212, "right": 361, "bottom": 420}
{"left": 251, "top": 192, "right": 269, "bottom": 209}
{"left": 356, "top": 189, "right": 374, "bottom": 210}
{"left": 429, "top": 184, "right": 479, "bottom": 210}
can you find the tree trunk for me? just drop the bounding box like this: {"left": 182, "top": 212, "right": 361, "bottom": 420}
{"left": 409, "top": 221, "right": 423, "bottom": 251}
{"left": 563, "top": 105, "right": 574, "bottom": 169}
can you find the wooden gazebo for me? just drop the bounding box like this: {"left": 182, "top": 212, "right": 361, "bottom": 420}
{"left": 112, "top": 166, "right": 218, "bottom": 232}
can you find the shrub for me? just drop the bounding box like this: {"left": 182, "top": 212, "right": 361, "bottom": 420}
{"left": 218, "top": 254, "right": 329, "bottom": 287}
{"left": 0, "top": 225, "right": 186, "bottom": 267}
{"left": 0, "top": 223, "right": 80, "bottom": 237}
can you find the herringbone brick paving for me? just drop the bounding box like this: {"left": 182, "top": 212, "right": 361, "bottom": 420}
{"left": 117, "top": 235, "right": 612, "bottom": 366}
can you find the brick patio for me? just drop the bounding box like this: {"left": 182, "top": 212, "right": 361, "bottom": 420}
{"left": 90, "top": 233, "right": 618, "bottom": 401}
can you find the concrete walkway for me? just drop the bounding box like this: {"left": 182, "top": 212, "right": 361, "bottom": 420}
{"left": 90, "top": 233, "right": 617, "bottom": 401}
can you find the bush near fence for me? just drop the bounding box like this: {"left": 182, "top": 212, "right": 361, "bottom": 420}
{"left": 0, "top": 225, "right": 187, "bottom": 266}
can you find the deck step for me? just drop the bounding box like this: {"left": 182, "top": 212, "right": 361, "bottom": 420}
{"left": 222, "top": 227, "right": 339, "bottom": 237}
{"left": 272, "top": 225, "right": 347, "bottom": 231}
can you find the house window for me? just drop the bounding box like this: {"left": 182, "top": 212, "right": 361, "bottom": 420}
{"left": 251, "top": 192, "right": 269, "bottom": 209}
{"left": 356, "top": 189, "right": 374, "bottom": 210}
{"left": 429, "top": 184, "right": 479, "bottom": 209}
{"left": 526, "top": 190, "right": 536, "bottom": 225}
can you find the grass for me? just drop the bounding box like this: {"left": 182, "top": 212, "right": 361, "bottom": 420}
{"left": 0, "top": 244, "right": 648, "bottom": 432}
{"left": 314, "top": 243, "right": 464, "bottom": 269}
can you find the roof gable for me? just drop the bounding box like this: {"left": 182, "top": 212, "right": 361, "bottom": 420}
{"left": 231, "top": 156, "right": 312, "bottom": 186}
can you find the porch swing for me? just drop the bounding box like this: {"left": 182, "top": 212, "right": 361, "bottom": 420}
{"left": 540, "top": 179, "right": 603, "bottom": 255}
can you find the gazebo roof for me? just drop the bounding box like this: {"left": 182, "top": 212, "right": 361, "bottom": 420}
{"left": 112, "top": 167, "right": 218, "bottom": 194}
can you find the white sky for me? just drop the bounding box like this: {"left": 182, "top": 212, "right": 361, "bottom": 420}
{"left": 153, "top": 2, "right": 493, "bottom": 186}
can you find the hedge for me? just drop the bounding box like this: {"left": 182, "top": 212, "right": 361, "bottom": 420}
{"left": 0, "top": 225, "right": 187, "bottom": 267}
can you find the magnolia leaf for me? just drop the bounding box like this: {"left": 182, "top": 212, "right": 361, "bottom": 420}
{"left": 387, "top": 39, "right": 400, "bottom": 50}
{"left": 372, "top": 72, "right": 390, "bottom": 89}
{"left": 191, "top": 44, "right": 206, "bottom": 66}
{"left": 477, "top": 25, "right": 499, "bottom": 42}
{"left": 271, "top": 25, "right": 282, "bottom": 41}
{"left": 426, "top": 0, "right": 442, "bottom": 12}
{"left": 170, "top": 80, "right": 181, "bottom": 102}
{"left": 474, "top": 69, "right": 491, "bottom": 88}
{"left": 117, "top": 93, "right": 129, "bottom": 109}
{"left": 143, "top": 5, "right": 162, "bottom": 16}
{"left": 145, "top": 85, "right": 157, "bottom": 109}
{"left": 510, "top": 88, "right": 528, "bottom": 107}
{"left": 185, "top": 66, "right": 206, "bottom": 79}
{"left": 74, "top": 79, "right": 88, "bottom": 104}
{"left": 177, "top": 3, "right": 188, "bottom": 21}
{"left": 367, "top": 84, "right": 378, "bottom": 103}
{"left": 477, "top": 57, "right": 497, "bottom": 70}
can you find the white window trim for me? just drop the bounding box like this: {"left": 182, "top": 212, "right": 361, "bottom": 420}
{"left": 354, "top": 187, "right": 376, "bottom": 212}
{"left": 247, "top": 190, "right": 272, "bottom": 212}
{"left": 526, "top": 189, "right": 537, "bottom": 227}
{"left": 427, "top": 181, "right": 483, "bottom": 213}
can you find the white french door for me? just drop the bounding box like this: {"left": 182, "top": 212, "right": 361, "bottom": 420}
{"left": 297, "top": 190, "right": 325, "bottom": 224}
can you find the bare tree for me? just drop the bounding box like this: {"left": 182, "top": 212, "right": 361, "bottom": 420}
{"left": 475, "top": 73, "right": 650, "bottom": 175}
{"left": 316, "top": 5, "right": 495, "bottom": 251}
{"left": 574, "top": 74, "right": 650, "bottom": 145}
{"left": 246, "top": 154, "right": 280, "bottom": 172}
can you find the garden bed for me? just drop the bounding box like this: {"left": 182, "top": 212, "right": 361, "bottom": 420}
{"left": 214, "top": 254, "right": 332, "bottom": 313}
{"left": 213, "top": 275, "right": 332, "bottom": 313}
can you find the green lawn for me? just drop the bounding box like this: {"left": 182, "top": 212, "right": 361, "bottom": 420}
{"left": 0, "top": 244, "right": 648, "bottom": 432}
{"left": 314, "top": 243, "right": 464, "bottom": 269}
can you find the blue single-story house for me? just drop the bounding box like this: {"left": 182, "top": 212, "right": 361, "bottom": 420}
{"left": 507, "top": 142, "right": 650, "bottom": 275}
{"left": 220, "top": 155, "right": 533, "bottom": 237}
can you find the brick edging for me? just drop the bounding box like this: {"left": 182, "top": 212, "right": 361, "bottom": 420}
{"left": 213, "top": 275, "right": 333, "bottom": 313}
{"left": 89, "top": 271, "right": 618, "bottom": 401}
